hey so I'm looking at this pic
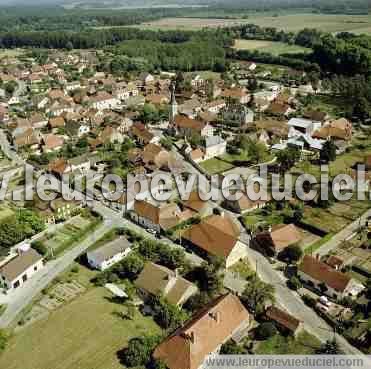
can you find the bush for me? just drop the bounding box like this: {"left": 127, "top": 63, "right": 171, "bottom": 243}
{"left": 256, "top": 322, "right": 277, "bottom": 340}
{"left": 302, "top": 294, "right": 316, "bottom": 308}
{"left": 123, "top": 335, "right": 162, "bottom": 368}
{"left": 287, "top": 276, "right": 302, "bottom": 291}
{"left": 0, "top": 329, "right": 8, "bottom": 353}
{"left": 31, "top": 240, "right": 48, "bottom": 256}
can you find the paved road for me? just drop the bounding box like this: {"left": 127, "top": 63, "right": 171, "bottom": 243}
{"left": 0, "top": 158, "right": 364, "bottom": 353}
{"left": 173, "top": 145, "right": 362, "bottom": 354}
{"left": 0, "top": 129, "right": 21, "bottom": 163}
{"left": 316, "top": 208, "right": 371, "bottom": 257}
{"left": 0, "top": 219, "right": 117, "bottom": 328}
{"left": 241, "top": 244, "right": 362, "bottom": 355}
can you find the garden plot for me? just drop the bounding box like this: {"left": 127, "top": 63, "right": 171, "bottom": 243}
{"left": 19, "top": 281, "right": 86, "bottom": 329}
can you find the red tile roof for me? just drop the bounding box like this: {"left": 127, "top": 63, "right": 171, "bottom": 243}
{"left": 153, "top": 294, "right": 249, "bottom": 369}
{"left": 299, "top": 255, "right": 351, "bottom": 292}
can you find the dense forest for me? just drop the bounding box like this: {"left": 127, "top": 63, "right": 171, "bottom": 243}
{"left": 1, "top": 22, "right": 371, "bottom": 77}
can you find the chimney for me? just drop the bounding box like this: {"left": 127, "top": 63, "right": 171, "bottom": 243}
{"left": 209, "top": 311, "right": 220, "bottom": 323}
{"left": 316, "top": 253, "right": 320, "bottom": 261}
{"left": 189, "top": 332, "right": 195, "bottom": 344}
{"left": 174, "top": 268, "right": 179, "bottom": 278}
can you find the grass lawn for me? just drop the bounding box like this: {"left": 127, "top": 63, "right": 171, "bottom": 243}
{"left": 229, "top": 259, "right": 255, "bottom": 280}
{"left": 233, "top": 39, "right": 311, "bottom": 56}
{"left": 0, "top": 205, "right": 13, "bottom": 221}
{"left": 0, "top": 285, "right": 161, "bottom": 369}
{"left": 200, "top": 157, "right": 235, "bottom": 175}
{"left": 255, "top": 331, "right": 320, "bottom": 354}
{"left": 242, "top": 209, "right": 284, "bottom": 231}
{"left": 304, "top": 233, "right": 334, "bottom": 254}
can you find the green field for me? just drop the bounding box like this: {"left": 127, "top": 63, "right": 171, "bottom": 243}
{"left": 133, "top": 14, "right": 371, "bottom": 34}
{"left": 233, "top": 39, "right": 311, "bottom": 56}
{"left": 200, "top": 157, "right": 235, "bottom": 175}
{"left": 0, "top": 273, "right": 161, "bottom": 369}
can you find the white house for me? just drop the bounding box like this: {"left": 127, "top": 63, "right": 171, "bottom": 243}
{"left": 205, "top": 135, "right": 227, "bottom": 160}
{"left": 115, "top": 82, "right": 139, "bottom": 101}
{"left": 65, "top": 81, "right": 81, "bottom": 92}
{"left": 8, "top": 96, "right": 20, "bottom": 105}
{"left": 90, "top": 92, "right": 120, "bottom": 111}
{"left": 190, "top": 74, "right": 204, "bottom": 88}
{"left": 288, "top": 117, "right": 322, "bottom": 138}
{"left": 87, "top": 237, "right": 132, "bottom": 271}
{"left": 0, "top": 247, "right": 43, "bottom": 291}
{"left": 140, "top": 73, "right": 155, "bottom": 85}
{"left": 205, "top": 100, "right": 226, "bottom": 114}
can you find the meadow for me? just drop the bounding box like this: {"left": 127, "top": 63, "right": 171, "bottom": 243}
{"left": 233, "top": 39, "right": 311, "bottom": 56}
{"left": 0, "top": 266, "right": 161, "bottom": 369}
{"left": 134, "top": 13, "right": 371, "bottom": 34}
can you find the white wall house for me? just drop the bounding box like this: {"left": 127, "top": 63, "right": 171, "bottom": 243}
{"left": 91, "top": 92, "right": 120, "bottom": 111}
{"left": 204, "top": 135, "right": 227, "bottom": 160}
{"left": 0, "top": 248, "right": 44, "bottom": 291}
{"left": 288, "top": 117, "right": 322, "bottom": 138}
{"left": 87, "top": 237, "right": 132, "bottom": 271}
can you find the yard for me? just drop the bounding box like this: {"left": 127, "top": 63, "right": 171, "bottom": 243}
{"left": 255, "top": 331, "right": 320, "bottom": 354}
{"left": 233, "top": 39, "right": 311, "bottom": 56}
{"left": 0, "top": 265, "right": 161, "bottom": 369}
{"left": 200, "top": 157, "right": 235, "bottom": 175}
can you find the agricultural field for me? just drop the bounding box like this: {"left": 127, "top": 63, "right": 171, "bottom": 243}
{"left": 134, "top": 14, "right": 371, "bottom": 34}
{"left": 0, "top": 49, "right": 24, "bottom": 59}
{"left": 233, "top": 39, "right": 311, "bottom": 56}
{"left": 0, "top": 266, "right": 161, "bottom": 369}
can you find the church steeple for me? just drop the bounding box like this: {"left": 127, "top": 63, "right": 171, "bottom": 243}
{"left": 169, "top": 82, "right": 178, "bottom": 124}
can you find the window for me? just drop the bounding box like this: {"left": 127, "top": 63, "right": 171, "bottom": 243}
{"left": 34, "top": 266, "right": 38, "bottom": 271}
{"left": 13, "top": 280, "right": 20, "bottom": 289}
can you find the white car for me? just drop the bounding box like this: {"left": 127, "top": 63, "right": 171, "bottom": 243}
{"left": 319, "top": 296, "right": 331, "bottom": 307}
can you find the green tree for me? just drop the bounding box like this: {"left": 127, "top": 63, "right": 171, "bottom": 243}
{"left": 353, "top": 97, "right": 370, "bottom": 122}
{"left": 287, "top": 276, "right": 302, "bottom": 291}
{"left": 0, "top": 329, "right": 7, "bottom": 353}
{"left": 31, "top": 240, "right": 48, "bottom": 256}
{"left": 281, "top": 244, "right": 303, "bottom": 263}
{"left": 320, "top": 140, "right": 336, "bottom": 163}
{"left": 256, "top": 322, "right": 277, "bottom": 340}
{"left": 242, "top": 277, "right": 275, "bottom": 315}
{"left": 115, "top": 253, "right": 144, "bottom": 281}
{"left": 220, "top": 339, "right": 247, "bottom": 354}
{"left": 315, "top": 339, "right": 343, "bottom": 355}
{"left": 246, "top": 139, "right": 268, "bottom": 164}
{"left": 140, "top": 103, "right": 159, "bottom": 124}
{"left": 4, "top": 80, "right": 18, "bottom": 95}
{"left": 276, "top": 147, "right": 300, "bottom": 172}
{"left": 123, "top": 335, "right": 162, "bottom": 367}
